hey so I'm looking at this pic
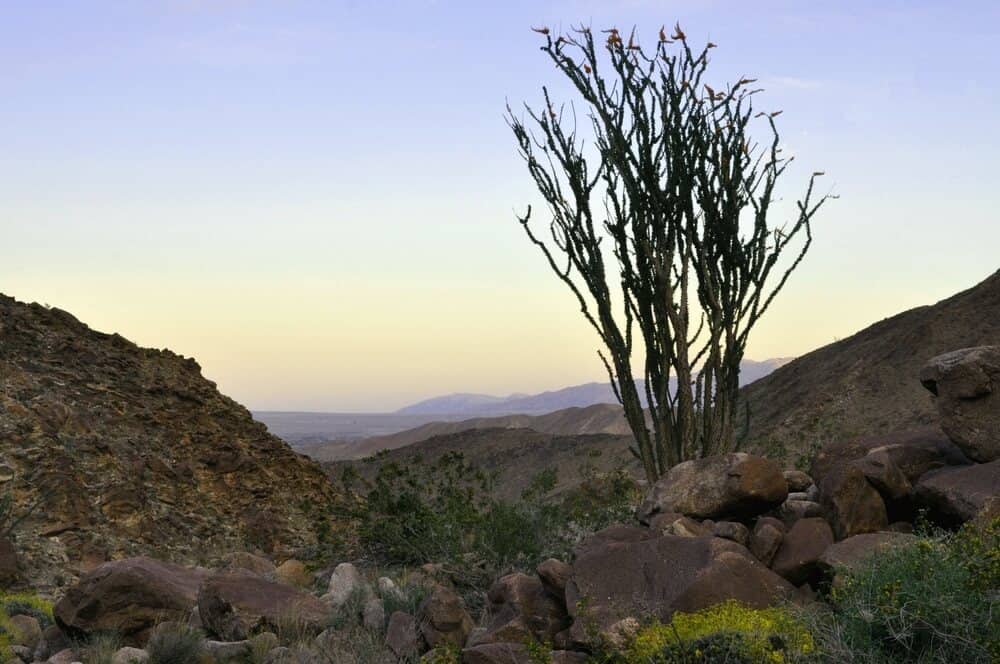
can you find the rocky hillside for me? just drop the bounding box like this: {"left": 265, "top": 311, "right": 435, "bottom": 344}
{"left": 0, "top": 295, "right": 342, "bottom": 592}
{"left": 307, "top": 403, "right": 631, "bottom": 462}
{"left": 743, "top": 269, "right": 1000, "bottom": 463}
{"left": 327, "top": 427, "right": 638, "bottom": 502}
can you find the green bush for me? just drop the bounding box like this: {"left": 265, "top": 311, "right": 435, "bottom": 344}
{"left": 812, "top": 517, "right": 998, "bottom": 663}
{"left": 622, "top": 601, "right": 815, "bottom": 663}
{"left": 339, "top": 452, "right": 639, "bottom": 588}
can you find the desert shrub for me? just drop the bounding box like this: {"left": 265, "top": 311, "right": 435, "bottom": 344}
{"left": 339, "top": 452, "right": 640, "bottom": 589}
{"left": 380, "top": 580, "right": 428, "bottom": 618}
{"left": 621, "top": 601, "right": 815, "bottom": 663}
{"left": 421, "top": 643, "right": 461, "bottom": 664}
{"left": 811, "top": 518, "right": 998, "bottom": 663}
{"left": 145, "top": 623, "right": 204, "bottom": 664}
{"left": 81, "top": 632, "right": 122, "bottom": 664}
{"left": 0, "top": 592, "right": 54, "bottom": 628}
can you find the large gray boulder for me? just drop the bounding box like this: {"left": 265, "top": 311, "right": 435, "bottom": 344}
{"left": 562, "top": 525, "right": 797, "bottom": 646}
{"left": 54, "top": 557, "right": 207, "bottom": 646}
{"left": 639, "top": 453, "right": 788, "bottom": 521}
{"left": 921, "top": 346, "right": 1000, "bottom": 463}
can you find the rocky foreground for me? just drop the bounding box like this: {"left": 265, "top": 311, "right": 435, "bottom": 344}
{"left": 1, "top": 346, "right": 996, "bottom": 662}
{"left": 0, "top": 295, "right": 343, "bottom": 593}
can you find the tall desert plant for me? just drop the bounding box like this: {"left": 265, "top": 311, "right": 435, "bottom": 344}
{"left": 508, "top": 24, "right": 832, "bottom": 480}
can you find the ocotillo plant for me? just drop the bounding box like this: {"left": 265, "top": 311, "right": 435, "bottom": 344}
{"left": 508, "top": 24, "right": 833, "bottom": 481}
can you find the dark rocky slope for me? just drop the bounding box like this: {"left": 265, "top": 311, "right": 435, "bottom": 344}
{"left": 0, "top": 295, "right": 342, "bottom": 592}
{"left": 742, "top": 269, "right": 1000, "bottom": 463}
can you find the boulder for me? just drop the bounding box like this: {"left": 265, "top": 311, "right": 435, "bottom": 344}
{"left": 10, "top": 645, "right": 32, "bottom": 663}
{"left": 563, "top": 525, "right": 797, "bottom": 645}
{"left": 535, "top": 559, "right": 571, "bottom": 602}
{"left": 551, "top": 652, "right": 589, "bottom": 664}
{"left": 770, "top": 517, "right": 834, "bottom": 585}
{"left": 385, "top": 611, "right": 423, "bottom": 659}
{"left": 921, "top": 346, "right": 1000, "bottom": 462}
{"left": 377, "top": 577, "right": 404, "bottom": 602}
{"left": 779, "top": 499, "right": 824, "bottom": 523}
{"left": 782, "top": 470, "right": 814, "bottom": 493}
{"left": 53, "top": 557, "right": 207, "bottom": 646}
{"left": 363, "top": 596, "right": 385, "bottom": 631}
{"left": 461, "top": 643, "right": 529, "bottom": 664}
{"left": 223, "top": 552, "right": 276, "bottom": 576}
{"left": 197, "top": 569, "right": 329, "bottom": 641}
{"left": 712, "top": 521, "right": 750, "bottom": 547}
{"left": 640, "top": 453, "right": 788, "bottom": 521}
{"left": 662, "top": 515, "right": 713, "bottom": 538}
{"left": 914, "top": 460, "right": 1000, "bottom": 525}
{"left": 9, "top": 614, "right": 42, "bottom": 650}
{"left": 416, "top": 585, "right": 474, "bottom": 649}
{"left": 322, "top": 562, "right": 369, "bottom": 608}
{"left": 111, "top": 647, "right": 149, "bottom": 664}
{"left": 479, "top": 573, "right": 569, "bottom": 645}
{"left": 851, "top": 450, "right": 911, "bottom": 501}
{"left": 749, "top": 517, "right": 785, "bottom": 566}
{"left": 818, "top": 465, "right": 887, "bottom": 539}
{"left": 274, "top": 559, "right": 311, "bottom": 588}
{"left": 817, "top": 532, "right": 918, "bottom": 575}
{"left": 811, "top": 427, "right": 970, "bottom": 486}
{"left": 34, "top": 624, "right": 71, "bottom": 662}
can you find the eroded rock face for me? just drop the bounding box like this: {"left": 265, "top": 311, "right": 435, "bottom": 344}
{"left": 0, "top": 295, "right": 343, "bottom": 592}
{"left": 54, "top": 557, "right": 207, "bottom": 646}
{"left": 921, "top": 346, "right": 1000, "bottom": 463}
{"left": 914, "top": 461, "right": 1000, "bottom": 525}
{"left": 749, "top": 517, "right": 785, "bottom": 566}
{"left": 479, "top": 573, "right": 569, "bottom": 645}
{"left": 639, "top": 453, "right": 788, "bottom": 521}
{"left": 563, "top": 526, "right": 797, "bottom": 645}
{"left": 197, "top": 569, "right": 329, "bottom": 641}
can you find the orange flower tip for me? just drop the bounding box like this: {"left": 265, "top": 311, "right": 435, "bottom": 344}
{"left": 813, "top": 171, "right": 826, "bottom": 177}
{"left": 531, "top": 26, "right": 550, "bottom": 35}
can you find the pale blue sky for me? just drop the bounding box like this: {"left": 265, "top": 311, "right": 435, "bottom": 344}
{"left": 2, "top": 1, "right": 998, "bottom": 411}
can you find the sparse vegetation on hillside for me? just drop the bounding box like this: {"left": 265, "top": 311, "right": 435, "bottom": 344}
{"left": 337, "top": 451, "right": 640, "bottom": 593}
{"left": 508, "top": 25, "right": 832, "bottom": 480}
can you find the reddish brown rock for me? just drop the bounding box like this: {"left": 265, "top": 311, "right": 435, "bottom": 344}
{"left": 811, "top": 427, "right": 969, "bottom": 486}
{"left": 461, "top": 643, "right": 529, "bottom": 664}
{"left": 782, "top": 470, "right": 814, "bottom": 493}
{"left": 770, "top": 517, "right": 834, "bottom": 585}
{"left": 274, "top": 559, "right": 311, "bottom": 588}
{"left": 536, "top": 559, "right": 571, "bottom": 603}
{"left": 54, "top": 557, "right": 207, "bottom": 646}
{"left": 749, "top": 517, "right": 785, "bottom": 566}
{"left": 479, "top": 573, "right": 569, "bottom": 645}
{"left": 197, "top": 569, "right": 329, "bottom": 641}
{"left": 851, "top": 450, "right": 911, "bottom": 501}
{"left": 712, "top": 521, "right": 750, "bottom": 547}
{"left": 417, "top": 585, "right": 474, "bottom": 649}
{"left": 639, "top": 453, "right": 788, "bottom": 521}
{"left": 563, "top": 526, "right": 797, "bottom": 645}
{"left": 385, "top": 611, "right": 423, "bottom": 659}
{"left": 818, "top": 532, "right": 917, "bottom": 574}
{"left": 818, "top": 465, "right": 888, "bottom": 539}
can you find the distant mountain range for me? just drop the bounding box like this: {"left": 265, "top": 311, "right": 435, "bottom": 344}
{"left": 395, "top": 358, "right": 794, "bottom": 416}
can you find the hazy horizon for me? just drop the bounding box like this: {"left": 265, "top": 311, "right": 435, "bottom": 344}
{"left": 3, "top": 1, "right": 999, "bottom": 411}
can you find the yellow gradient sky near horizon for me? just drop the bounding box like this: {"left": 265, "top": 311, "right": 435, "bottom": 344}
{"left": 3, "top": 1, "right": 999, "bottom": 411}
